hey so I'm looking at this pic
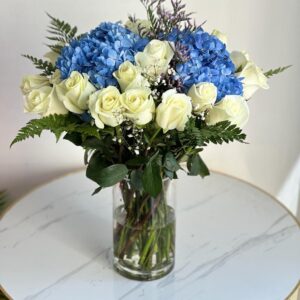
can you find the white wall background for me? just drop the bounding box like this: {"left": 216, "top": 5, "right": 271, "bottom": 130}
{"left": 0, "top": 0, "right": 299, "bottom": 217}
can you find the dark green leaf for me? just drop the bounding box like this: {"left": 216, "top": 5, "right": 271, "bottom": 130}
{"left": 87, "top": 151, "right": 128, "bottom": 187}
{"left": 101, "top": 127, "right": 115, "bottom": 136}
{"left": 164, "top": 152, "right": 181, "bottom": 172}
{"left": 187, "top": 154, "right": 210, "bottom": 178}
{"left": 82, "top": 137, "right": 104, "bottom": 149}
{"left": 126, "top": 157, "right": 148, "bottom": 167}
{"left": 86, "top": 152, "right": 108, "bottom": 183}
{"left": 75, "top": 124, "right": 100, "bottom": 140}
{"left": 142, "top": 160, "right": 162, "bottom": 197}
{"left": 130, "top": 169, "right": 144, "bottom": 191}
{"left": 64, "top": 132, "right": 82, "bottom": 146}
{"left": 95, "top": 164, "right": 128, "bottom": 187}
{"left": 92, "top": 187, "right": 102, "bottom": 196}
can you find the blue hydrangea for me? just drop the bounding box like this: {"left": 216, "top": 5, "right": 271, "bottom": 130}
{"left": 168, "top": 29, "right": 243, "bottom": 101}
{"left": 56, "top": 22, "right": 148, "bottom": 88}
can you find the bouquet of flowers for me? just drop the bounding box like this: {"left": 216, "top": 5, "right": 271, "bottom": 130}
{"left": 12, "top": 0, "right": 289, "bottom": 280}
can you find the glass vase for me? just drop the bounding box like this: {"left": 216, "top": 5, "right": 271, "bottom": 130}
{"left": 113, "top": 178, "right": 176, "bottom": 281}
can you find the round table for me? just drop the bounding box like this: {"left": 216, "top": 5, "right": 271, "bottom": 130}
{"left": 0, "top": 171, "right": 299, "bottom": 300}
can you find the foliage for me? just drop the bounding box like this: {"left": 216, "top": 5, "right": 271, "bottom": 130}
{"left": 142, "top": 152, "right": 163, "bottom": 197}
{"left": 15, "top": 8, "right": 290, "bottom": 199}
{"left": 86, "top": 151, "right": 129, "bottom": 192}
{"left": 179, "top": 119, "right": 247, "bottom": 148}
{"left": 11, "top": 114, "right": 99, "bottom": 147}
{"left": 22, "top": 55, "right": 56, "bottom": 76}
{"left": 45, "top": 13, "right": 85, "bottom": 57}
{"left": 187, "top": 154, "right": 209, "bottom": 177}
{"left": 46, "top": 13, "right": 78, "bottom": 45}
{"left": 264, "top": 65, "right": 292, "bottom": 78}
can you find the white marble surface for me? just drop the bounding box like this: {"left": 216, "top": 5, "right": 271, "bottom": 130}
{"left": 0, "top": 171, "right": 299, "bottom": 300}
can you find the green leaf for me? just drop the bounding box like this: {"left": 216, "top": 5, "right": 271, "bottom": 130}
{"left": 142, "top": 160, "right": 162, "bottom": 197}
{"left": 46, "top": 13, "right": 78, "bottom": 44}
{"left": 126, "top": 157, "right": 148, "bottom": 167}
{"left": 179, "top": 119, "right": 247, "bottom": 148}
{"left": 264, "top": 65, "right": 292, "bottom": 78}
{"left": 149, "top": 150, "right": 163, "bottom": 166}
{"left": 96, "top": 165, "right": 128, "bottom": 187}
{"left": 164, "top": 152, "right": 181, "bottom": 172}
{"left": 11, "top": 114, "right": 100, "bottom": 147}
{"left": 11, "top": 114, "right": 77, "bottom": 146}
{"left": 82, "top": 137, "right": 105, "bottom": 149}
{"left": 86, "top": 151, "right": 108, "bottom": 183}
{"left": 22, "top": 55, "right": 56, "bottom": 76}
{"left": 75, "top": 123, "right": 100, "bottom": 140}
{"left": 64, "top": 132, "right": 82, "bottom": 146}
{"left": 92, "top": 187, "right": 102, "bottom": 196}
{"left": 47, "top": 43, "right": 64, "bottom": 54}
{"left": 187, "top": 154, "right": 210, "bottom": 178}
{"left": 86, "top": 152, "right": 128, "bottom": 187}
{"left": 130, "top": 169, "right": 144, "bottom": 191}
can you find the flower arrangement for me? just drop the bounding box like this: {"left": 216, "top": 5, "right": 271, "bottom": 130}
{"left": 12, "top": 0, "right": 289, "bottom": 280}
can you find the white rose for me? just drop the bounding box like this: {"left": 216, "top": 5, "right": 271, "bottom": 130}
{"left": 125, "top": 19, "right": 151, "bottom": 37}
{"left": 24, "top": 86, "right": 68, "bottom": 117}
{"left": 206, "top": 95, "right": 249, "bottom": 128}
{"left": 156, "top": 89, "right": 192, "bottom": 133}
{"left": 135, "top": 40, "right": 174, "bottom": 77}
{"left": 231, "top": 51, "right": 269, "bottom": 99}
{"left": 238, "top": 62, "right": 269, "bottom": 99}
{"left": 230, "top": 51, "right": 250, "bottom": 72}
{"left": 212, "top": 29, "right": 228, "bottom": 45}
{"left": 188, "top": 82, "right": 218, "bottom": 113}
{"left": 20, "top": 75, "right": 49, "bottom": 95}
{"left": 121, "top": 88, "right": 155, "bottom": 125}
{"left": 56, "top": 71, "right": 96, "bottom": 114}
{"left": 113, "top": 61, "right": 149, "bottom": 92}
{"left": 89, "top": 86, "right": 123, "bottom": 129}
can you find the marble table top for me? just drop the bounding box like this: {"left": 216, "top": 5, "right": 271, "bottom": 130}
{"left": 0, "top": 171, "right": 299, "bottom": 300}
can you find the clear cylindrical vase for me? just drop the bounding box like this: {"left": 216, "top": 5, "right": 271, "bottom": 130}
{"left": 113, "top": 179, "right": 176, "bottom": 281}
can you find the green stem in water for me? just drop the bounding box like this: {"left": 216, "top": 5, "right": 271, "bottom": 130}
{"left": 139, "top": 229, "right": 156, "bottom": 265}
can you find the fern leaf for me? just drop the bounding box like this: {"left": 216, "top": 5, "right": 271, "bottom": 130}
{"left": 11, "top": 114, "right": 100, "bottom": 147}
{"left": 46, "top": 44, "right": 64, "bottom": 54}
{"left": 199, "top": 121, "right": 247, "bottom": 145}
{"left": 46, "top": 13, "right": 78, "bottom": 44}
{"left": 22, "top": 55, "right": 56, "bottom": 76}
{"left": 11, "top": 114, "right": 76, "bottom": 146}
{"left": 179, "top": 120, "right": 246, "bottom": 147}
{"left": 264, "top": 65, "right": 292, "bottom": 78}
